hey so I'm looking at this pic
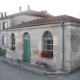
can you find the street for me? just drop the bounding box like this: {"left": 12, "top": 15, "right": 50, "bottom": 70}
{"left": 56, "top": 68, "right": 80, "bottom": 80}
{"left": 0, "top": 60, "right": 55, "bottom": 80}
{"left": 49, "top": 68, "right": 80, "bottom": 80}
{"left": 0, "top": 59, "right": 80, "bottom": 80}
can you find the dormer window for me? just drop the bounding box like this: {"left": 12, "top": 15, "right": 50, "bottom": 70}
{"left": 3, "top": 22, "right": 7, "bottom": 30}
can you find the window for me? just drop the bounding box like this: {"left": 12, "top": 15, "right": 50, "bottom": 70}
{"left": 24, "top": 33, "right": 30, "bottom": 40}
{"left": 43, "top": 31, "right": 53, "bottom": 53}
{"left": 3, "top": 22, "right": 7, "bottom": 30}
{"left": 2, "top": 35, "right": 6, "bottom": 44}
{"left": 11, "top": 33, "right": 15, "bottom": 46}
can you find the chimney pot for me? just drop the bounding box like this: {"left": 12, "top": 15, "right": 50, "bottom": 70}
{"left": 19, "top": 6, "right": 22, "bottom": 12}
{"left": 44, "top": 10, "right": 47, "bottom": 14}
{"left": 0, "top": 12, "right": 3, "bottom": 18}
{"left": 27, "top": 5, "right": 30, "bottom": 11}
{"left": 4, "top": 12, "right": 7, "bottom": 17}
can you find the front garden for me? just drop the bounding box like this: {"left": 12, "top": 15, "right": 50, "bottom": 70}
{"left": 0, "top": 48, "right": 6, "bottom": 56}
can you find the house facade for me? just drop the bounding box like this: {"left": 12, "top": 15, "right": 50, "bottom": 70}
{"left": 0, "top": 6, "right": 52, "bottom": 49}
{"left": 6, "top": 15, "right": 80, "bottom": 72}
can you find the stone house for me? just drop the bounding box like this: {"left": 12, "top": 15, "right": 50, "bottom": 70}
{"left": 0, "top": 5, "right": 52, "bottom": 49}
{"left": 6, "top": 15, "right": 80, "bottom": 72}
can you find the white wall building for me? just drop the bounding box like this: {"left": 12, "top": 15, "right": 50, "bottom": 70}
{"left": 0, "top": 6, "right": 52, "bottom": 49}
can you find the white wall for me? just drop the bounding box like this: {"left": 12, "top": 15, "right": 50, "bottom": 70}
{"left": 12, "top": 15, "right": 42, "bottom": 26}
{"left": 0, "top": 18, "right": 11, "bottom": 49}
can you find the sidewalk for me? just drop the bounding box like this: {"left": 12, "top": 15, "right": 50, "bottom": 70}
{"left": 0, "top": 56, "right": 69, "bottom": 75}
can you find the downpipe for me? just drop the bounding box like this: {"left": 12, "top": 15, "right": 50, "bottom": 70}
{"left": 61, "top": 21, "right": 65, "bottom": 71}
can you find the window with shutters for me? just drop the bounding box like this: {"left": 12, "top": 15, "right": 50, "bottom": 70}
{"left": 3, "top": 22, "right": 7, "bottom": 30}
{"left": 2, "top": 35, "right": 6, "bottom": 44}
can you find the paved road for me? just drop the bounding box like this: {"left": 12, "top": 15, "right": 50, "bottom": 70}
{"left": 49, "top": 68, "right": 80, "bottom": 80}
{"left": 0, "top": 60, "right": 56, "bottom": 80}
{"left": 56, "top": 68, "right": 80, "bottom": 80}
{"left": 0, "top": 59, "right": 80, "bottom": 80}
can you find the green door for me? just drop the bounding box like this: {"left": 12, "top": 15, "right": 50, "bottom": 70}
{"left": 24, "top": 38, "right": 31, "bottom": 63}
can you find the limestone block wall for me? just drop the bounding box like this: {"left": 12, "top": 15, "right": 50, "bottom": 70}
{"left": 6, "top": 24, "right": 63, "bottom": 70}
{"left": 6, "top": 22, "right": 80, "bottom": 71}
{"left": 64, "top": 25, "right": 71, "bottom": 71}
{"left": 6, "top": 30, "right": 23, "bottom": 60}
{"left": 70, "top": 24, "right": 80, "bottom": 71}
{"left": 29, "top": 25, "right": 62, "bottom": 70}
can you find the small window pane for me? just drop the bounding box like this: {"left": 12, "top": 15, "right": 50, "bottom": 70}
{"left": 43, "top": 44, "right": 47, "bottom": 50}
{"left": 47, "top": 45, "right": 51, "bottom": 50}
{"left": 47, "top": 40, "right": 51, "bottom": 44}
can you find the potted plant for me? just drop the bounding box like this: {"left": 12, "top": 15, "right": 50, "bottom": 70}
{"left": 40, "top": 51, "right": 53, "bottom": 58}
{"left": 13, "top": 58, "right": 20, "bottom": 63}
{"left": 10, "top": 46, "right": 15, "bottom": 50}
{"left": 36, "top": 61, "right": 47, "bottom": 67}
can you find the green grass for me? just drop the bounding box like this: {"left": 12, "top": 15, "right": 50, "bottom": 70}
{"left": 0, "top": 53, "right": 4, "bottom": 56}
{"left": 0, "top": 50, "right": 6, "bottom": 56}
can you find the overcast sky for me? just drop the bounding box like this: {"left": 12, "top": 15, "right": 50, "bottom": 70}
{"left": 0, "top": 0, "right": 80, "bottom": 18}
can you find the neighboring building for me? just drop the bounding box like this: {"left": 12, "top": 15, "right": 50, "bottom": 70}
{"left": 6, "top": 15, "right": 80, "bottom": 72}
{"left": 0, "top": 5, "right": 53, "bottom": 49}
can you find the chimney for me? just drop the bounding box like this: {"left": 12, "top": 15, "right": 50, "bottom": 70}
{"left": 3, "top": 12, "right": 7, "bottom": 17}
{"left": 19, "top": 6, "right": 22, "bottom": 12}
{"left": 0, "top": 12, "right": 3, "bottom": 18}
{"left": 27, "top": 5, "right": 30, "bottom": 11}
{"left": 44, "top": 10, "right": 47, "bottom": 14}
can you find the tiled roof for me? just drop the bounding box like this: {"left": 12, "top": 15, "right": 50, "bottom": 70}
{"left": 0, "top": 10, "right": 53, "bottom": 20}
{"left": 9, "top": 15, "right": 80, "bottom": 29}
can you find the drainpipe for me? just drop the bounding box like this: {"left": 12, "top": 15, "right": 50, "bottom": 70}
{"left": 61, "top": 21, "right": 65, "bottom": 71}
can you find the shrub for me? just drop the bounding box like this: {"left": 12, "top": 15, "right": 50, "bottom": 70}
{"left": 0, "top": 49, "right": 6, "bottom": 56}
{"left": 1, "top": 50, "right": 6, "bottom": 54}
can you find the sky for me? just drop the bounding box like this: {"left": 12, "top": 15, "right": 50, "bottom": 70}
{"left": 0, "top": 0, "right": 80, "bottom": 18}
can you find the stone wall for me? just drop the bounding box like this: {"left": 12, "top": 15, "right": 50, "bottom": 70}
{"left": 6, "top": 23, "right": 63, "bottom": 70}
{"left": 64, "top": 25, "right": 71, "bottom": 71}
{"left": 70, "top": 24, "right": 80, "bottom": 71}
{"left": 6, "top": 22, "right": 80, "bottom": 71}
